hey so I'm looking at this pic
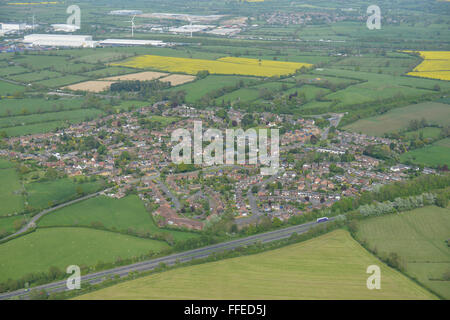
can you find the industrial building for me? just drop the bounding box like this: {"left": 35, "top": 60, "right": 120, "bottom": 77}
{"left": 51, "top": 24, "right": 80, "bottom": 32}
{"left": 109, "top": 10, "right": 143, "bottom": 16}
{"left": 0, "top": 23, "right": 29, "bottom": 34}
{"left": 23, "top": 34, "right": 98, "bottom": 48}
{"left": 99, "top": 38, "right": 166, "bottom": 47}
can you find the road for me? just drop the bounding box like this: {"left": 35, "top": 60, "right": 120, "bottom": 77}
{"left": 244, "top": 169, "right": 284, "bottom": 222}
{"left": 0, "top": 218, "right": 335, "bottom": 300}
{"left": 157, "top": 180, "right": 182, "bottom": 211}
{"left": 2, "top": 188, "right": 112, "bottom": 242}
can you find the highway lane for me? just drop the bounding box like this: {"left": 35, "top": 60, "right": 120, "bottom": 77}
{"left": 0, "top": 218, "right": 334, "bottom": 300}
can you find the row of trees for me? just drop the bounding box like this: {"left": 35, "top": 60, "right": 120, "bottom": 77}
{"left": 358, "top": 192, "right": 438, "bottom": 217}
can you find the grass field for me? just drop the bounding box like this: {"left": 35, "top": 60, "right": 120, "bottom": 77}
{"left": 0, "top": 80, "right": 24, "bottom": 96}
{"left": 168, "top": 75, "right": 258, "bottom": 103}
{"left": 0, "top": 215, "right": 29, "bottom": 235}
{"left": 75, "top": 230, "right": 436, "bottom": 300}
{"left": 0, "top": 98, "right": 85, "bottom": 117}
{"left": 113, "top": 55, "right": 311, "bottom": 77}
{"left": 400, "top": 138, "right": 450, "bottom": 167}
{"left": 38, "top": 195, "right": 198, "bottom": 242}
{"left": 0, "top": 227, "right": 170, "bottom": 283}
{"left": 35, "top": 75, "right": 88, "bottom": 88}
{"left": 343, "top": 102, "right": 450, "bottom": 136}
{"left": 25, "top": 178, "right": 104, "bottom": 211}
{"left": 355, "top": 206, "right": 450, "bottom": 299}
{"left": 0, "top": 166, "right": 24, "bottom": 216}
{"left": 0, "top": 108, "right": 104, "bottom": 137}
{"left": 405, "top": 127, "right": 442, "bottom": 140}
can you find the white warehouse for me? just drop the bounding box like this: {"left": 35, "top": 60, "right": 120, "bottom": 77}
{"left": 99, "top": 38, "right": 166, "bottom": 47}
{"left": 23, "top": 34, "right": 98, "bottom": 48}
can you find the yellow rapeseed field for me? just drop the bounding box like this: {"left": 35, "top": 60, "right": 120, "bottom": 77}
{"left": 112, "top": 55, "right": 312, "bottom": 77}
{"left": 405, "top": 51, "right": 450, "bottom": 81}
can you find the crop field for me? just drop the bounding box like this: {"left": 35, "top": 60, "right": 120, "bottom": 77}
{"left": 0, "top": 165, "right": 24, "bottom": 217}
{"left": 38, "top": 195, "right": 197, "bottom": 242}
{"left": 406, "top": 51, "right": 450, "bottom": 81}
{"left": 64, "top": 81, "right": 116, "bottom": 93}
{"left": 400, "top": 138, "right": 450, "bottom": 167}
{"left": 100, "top": 71, "right": 168, "bottom": 81}
{"left": 343, "top": 102, "right": 450, "bottom": 136}
{"left": 113, "top": 55, "right": 312, "bottom": 77}
{"left": 355, "top": 206, "right": 450, "bottom": 299}
{"left": 25, "top": 178, "right": 104, "bottom": 211}
{"left": 159, "top": 74, "right": 197, "bottom": 86}
{"left": 0, "top": 227, "right": 170, "bottom": 283}
{"left": 84, "top": 67, "right": 137, "bottom": 78}
{"left": 75, "top": 230, "right": 436, "bottom": 300}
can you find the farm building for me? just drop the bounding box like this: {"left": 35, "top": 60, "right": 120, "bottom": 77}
{"left": 23, "top": 34, "right": 98, "bottom": 48}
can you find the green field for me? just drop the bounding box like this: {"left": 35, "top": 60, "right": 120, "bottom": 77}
{"left": 168, "top": 75, "right": 258, "bottom": 103}
{"left": 0, "top": 108, "right": 104, "bottom": 137}
{"left": 405, "top": 127, "right": 442, "bottom": 140}
{"left": 75, "top": 230, "right": 435, "bottom": 300}
{"left": 0, "top": 227, "right": 170, "bottom": 283}
{"left": 38, "top": 195, "right": 197, "bottom": 242}
{"left": 0, "top": 80, "right": 24, "bottom": 96}
{"left": 0, "top": 166, "right": 24, "bottom": 216}
{"left": 9, "top": 71, "right": 62, "bottom": 83}
{"left": 0, "top": 98, "right": 85, "bottom": 117}
{"left": 400, "top": 138, "right": 450, "bottom": 167}
{"left": 0, "top": 214, "right": 29, "bottom": 235}
{"left": 356, "top": 206, "right": 450, "bottom": 299}
{"left": 35, "top": 75, "right": 88, "bottom": 88}
{"left": 2, "top": 121, "right": 66, "bottom": 137}
{"left": 26, "top": 178, "right": 104, "bottom": 211}
{"left": 343, "top": 102, "right": 450, "bottom": 136}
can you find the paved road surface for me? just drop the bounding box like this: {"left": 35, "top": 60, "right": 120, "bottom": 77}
{"left": 0, "top": 218, "right": 334, "bottom": 300}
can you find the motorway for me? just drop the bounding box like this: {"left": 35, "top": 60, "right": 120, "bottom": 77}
{"left": 0, "top": 218, "right": 334, "bottom": 300}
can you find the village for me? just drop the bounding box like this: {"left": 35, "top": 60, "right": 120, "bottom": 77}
{"left": 0, "top": 101, "right": 432, "bottom": 231}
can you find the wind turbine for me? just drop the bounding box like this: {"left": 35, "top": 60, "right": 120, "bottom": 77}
{"left": 127, "top": 15, "right": 136, "bottom": 37}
